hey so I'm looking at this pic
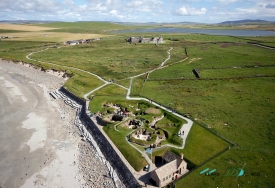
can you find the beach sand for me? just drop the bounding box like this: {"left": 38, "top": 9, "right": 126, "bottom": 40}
{"left": 0, "top": 60, "right": 116, "bottom": 188}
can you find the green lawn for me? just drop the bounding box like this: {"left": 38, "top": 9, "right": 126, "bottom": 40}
{"left": 0, "top": 41, "right": 55, "bottom": 62}
{"left": 200, "top": 66, "right": 275, "bottom": 78}
{"left": 1, "top": 27, "right": 275, "bottom": 186}
{"left": 176, "top": 149, "right": 275, "bottom": 188}
{"left": 152, "top": 123, "right": 229, "bottom": 168}
{"left": 63, "top": 70, "right": 105, "bottom": 98}
{"left": 141, "top": 77, "right": 275, "bottom": 152}
{"left": 103, "top": 123, "right": 148, "bottom": 171}
{"left": 30, "top": 39, "right": 174, "bottom": 80}
{"left": 93, "top": 84, "right": 127, "bottom": 96}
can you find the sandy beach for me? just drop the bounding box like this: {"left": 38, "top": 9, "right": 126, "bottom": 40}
{"left": 0, "top": 60, "right": 118, "bottom": 188}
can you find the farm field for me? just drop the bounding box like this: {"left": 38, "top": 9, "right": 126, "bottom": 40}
{"left": 0, "top": 22, "right": 274, "bottom": 187}
{"left": 0, "top": 31, "right": 108, "bottom": 42}
{"left": 135, "top": 38, "right": 275, "bottom": 186}
{"left": 32, "top": 21, "right": 153, "bottom": 34}
{"left": 29, "top": 38, "right": 187, "bottom": 81}
{"left": 0, "top": 23, "right": 60, "bottom": 31}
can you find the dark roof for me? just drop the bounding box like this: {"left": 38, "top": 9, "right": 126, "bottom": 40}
{"left": 163, "top": 150, "right": 182, "bottom": 168}
{"left": 66, "top": 40, "right": 79, "bottom": 43}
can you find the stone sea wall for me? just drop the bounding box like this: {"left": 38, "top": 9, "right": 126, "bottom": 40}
{"left": 59, "top": 87, "right": 141, "bottom": 188}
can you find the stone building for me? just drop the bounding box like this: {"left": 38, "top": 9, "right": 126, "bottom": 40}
{"left": 150, "top": 150, "right": 188, "bottom": 187}
{"left": 126, "top": 36, "right": 164, "bottom": 44}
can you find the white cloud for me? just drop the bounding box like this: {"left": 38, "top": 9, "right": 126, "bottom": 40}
{"left": 126, "top": 0, "right": 164, "bottom": 12}
{"left": 0, "top": 0, "right": 61, "bottom": 13}
{"left": 175, "top": 6, "right": 207, "bottom": 16}
{"left": 209, "top": 0, "right": 240, "bottom": 5}
{"left": 236, "top": 8, "right": 258, "bottom": 14}
{"left": 110, "top": 10, "right": 117, "bottom": 14}
{"left": 211, "top": 5, "right": 275, "bottom": 21}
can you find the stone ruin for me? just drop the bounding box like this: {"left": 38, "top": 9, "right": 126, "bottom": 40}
{"left": 126, "top": 36, "right": 164, "bottom": 44}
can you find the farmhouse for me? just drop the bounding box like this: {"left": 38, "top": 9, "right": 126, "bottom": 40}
{"left": 126, "top": 36, "right": 164, "bottom": 44}
{"left": 66, "top": 40, "right": 80, "bottom": 45}
{"left": 150, "top": 150, "right": 188, "bottom": 187}
{"left": 1, "top": 36, "right": 13, "bottom": 39}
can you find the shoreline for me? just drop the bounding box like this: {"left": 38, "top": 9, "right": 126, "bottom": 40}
{"left": 0, "top": 60, "right": 119, "bottom": 188}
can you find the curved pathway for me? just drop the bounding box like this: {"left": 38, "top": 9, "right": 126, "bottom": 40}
{"left": 27, "top": 45, "right": 193, "bottom": 149}
{"left": 26, "top": 45, "right": 193, "bottom": 170}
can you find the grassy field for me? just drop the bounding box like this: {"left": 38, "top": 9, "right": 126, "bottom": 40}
{"left": 32, "top": 21, "right": 152, "bottom": 34}
{"left": 0, "top": 23, "right": 60, "bottom": 31}
{"left": 30, "top": 38, "right": 185, "bottom": 80}
{"left": 152, "top": 123, "right": 229, "bottom": 167}
{"left": 148, "top": 42, "right": 275, "bottom": 81}
{"left": 0, "top": 40, "right": 56, "bottom": 62}
{"left": 1, "top": 23, "right": 275, "bottom": 186}
{"left": 199, "top": 66, "right": 275, "bottom": 78}
{"left": 63, "top": 70, "right": 105, "bottom": 98}
{"left": 0, "top": 31, "right": 109, "bottom": 42}
{"left": 141, "top": 79, "right": 275, "bottom": 152}
{"left": 176, "top": 148, "right": 275, "bottom": 187}
{"left": 135, "top": 37, "right": 275, "bottom": 186}
{"left": 103, "top": 123, "right": 148, "bottom": 171}
{"left": 89, "top": 93, "right": 229, "bottom": 170}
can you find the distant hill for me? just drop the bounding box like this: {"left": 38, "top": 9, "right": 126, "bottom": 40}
{"left": 218, "top": 19, "right": 275, "bottom": 25}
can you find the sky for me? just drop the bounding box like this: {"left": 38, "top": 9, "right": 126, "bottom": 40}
{"left": 0, "top": 0, "right": 275, "bottom": 23}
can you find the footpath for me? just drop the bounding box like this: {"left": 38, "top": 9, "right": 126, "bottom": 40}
{"left": 27, "top": 46, "right": 193, "bottom": 187}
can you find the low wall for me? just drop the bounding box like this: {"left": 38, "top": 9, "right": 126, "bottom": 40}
{"left": 59, "top": 87, "right": 141, "bottom": 188}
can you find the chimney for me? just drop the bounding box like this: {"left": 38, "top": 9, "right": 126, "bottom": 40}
{"left": 180, "top": 153, "right": 184, "bottom": 160}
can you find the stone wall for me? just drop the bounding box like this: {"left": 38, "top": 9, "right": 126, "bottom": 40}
{"left": 59, "top": 87, "right": 141, "bottom": 188}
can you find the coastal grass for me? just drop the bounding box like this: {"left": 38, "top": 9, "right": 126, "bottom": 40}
{"left": 0, "top": 40, "right": 57, "bottom": 63}
{"left": 186, "top": 43, "right": 275, "bottom": 68}
{"left": 152, "top": 123, "right": 229, "bottom": 167}
{"left": 258, "top": 42, "right": 275, "bottom": 47}
{"left": 89, "top": 96, "right": 138, "bottom": 114}
{"left": 1, "top": 27, "right": 275, "bottom": 185}
{"left": 30, "top": 38, "right": 175, "bottom": 80}
{"left": 116, "top": 78, "right": 130, "bottom": 89}
{"left": 175, "top": 148, "right": 275, "bottom": 188}
{"left": 103, "top": 123, "right": 148, "bottom": 171}
{"left": 148, "top": 43, "right": 275, "bottom": 80}
{"left": 130, "top": 75, "right": 147, "bottom": 96}
{"left": 199, "top": 66, "right": 275, "bottom": 78}
{"left": 92, "top": 84, "right": 127, "bottom": 96}
{"left": 63, "top": 70, "right": 105, "bottom": 98}
{"left": 141, "top": 77, "right": 275, "bottom": 152}
{"left": 178, "top": 34, "right": 248, "bottom": 43}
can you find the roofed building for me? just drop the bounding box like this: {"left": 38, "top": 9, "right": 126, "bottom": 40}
{"left": 126, "top": 36, "right": 164, "bottom": 44}
{"left": 66, "top": 40, "right": 79, "bottom": 45}
{"left": 150, "top": 150, "right": 188, "bottom": 187}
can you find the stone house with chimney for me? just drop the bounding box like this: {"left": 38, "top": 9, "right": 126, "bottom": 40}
{"left": 150, "top": 150, "right": 188, "bottom": 187}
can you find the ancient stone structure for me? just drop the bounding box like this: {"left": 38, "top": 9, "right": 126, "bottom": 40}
{"left": 59, "top": 87, "right": 141, "bottom": 188}
{"left": 126, "top": 36, "right": 164, "bottom": 44}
